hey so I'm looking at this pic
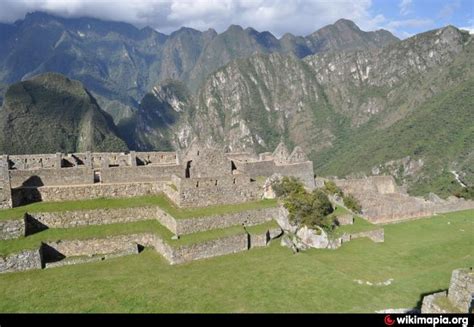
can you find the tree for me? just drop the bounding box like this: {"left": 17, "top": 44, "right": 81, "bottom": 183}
{"left": 273, "top": 177, "right": 334, "bottom": 229}
{"left": 343, "top": 194, "right": 362, "bottom": 214}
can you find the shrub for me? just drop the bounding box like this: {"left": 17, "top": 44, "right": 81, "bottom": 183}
{"left": 453, "top": 186, "right": 474, "bottom": 200}
{"left": 323, "top": 180, "right": 343, "bottom": 197}
{"left": 284, "top": 189, "right": 334, "bottom": 230}
{"left": 343, "top": 194, "right": 362, "bottom": 214}
{"left": 271, "top": 176, "right": 305, "bottom": 198}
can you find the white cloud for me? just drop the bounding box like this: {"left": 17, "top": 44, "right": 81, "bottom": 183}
{"left": 385, "top": 18, "right": 434, "bottom": 30}
{"left": 437, "top": 0, "right": 460, "bottom": 19}
{"left": 399, "top": 0, "right": 412, "bottom": 16}
{"left": 0, "top": 0, "right": 380, "bottom": 37}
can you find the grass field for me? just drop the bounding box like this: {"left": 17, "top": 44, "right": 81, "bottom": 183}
{"left": 0, "top": 209, "right": 472, "bottom": 313}
{"left": 0, "top": 195, "right": 278, "bottom": 221}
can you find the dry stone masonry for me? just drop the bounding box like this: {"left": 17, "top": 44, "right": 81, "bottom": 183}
{"left": 422, "top": 268, "right": 474, "bottom": 313}
{"left": 333, "top": 176, "right": 474, "bottom": 223}
{"left": 0, "top": 141, "right": 314, "bottom": 208}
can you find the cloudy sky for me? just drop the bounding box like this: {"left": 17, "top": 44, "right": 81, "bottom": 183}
{"left": 0, "top": 0, "right": 472, "bottom": 38}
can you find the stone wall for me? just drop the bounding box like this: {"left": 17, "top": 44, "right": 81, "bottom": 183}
{"left": 12, "top": 182, "right": 164, "bottom": 205}
{"left": 9, "top": 167, "right": 93, "bottom": 188}
{"left": 167, "top": 175, "right": 261, "bottom": 207}
{"left": 448, "top": 268, "right": 474, "bottom": 312}
{"left": 0, "top": 249, "right": 42, "bottom": 273}
{"left": 28, "top": 207, "right": 162, "bottom": 229}
{"left": 100, "top": 165, "right": 182, "bottom": 184}
{"left": 171, "top": 233, "right": 249, "bottom": 264}
{"left": 421, "top": 291, "right": 450, "bottom": 313}
{"left": 334, "top": 177, "right": 436, "bottom": 223}
{"left": 0, "top": 221, "right": 282, "bottom": 272}
{"left": 0, "top": 218, "right": 25, "bottom": 240}
{"left": 336, "top": 214, "right": 354, "bottom": 226}
{"left": 8, "top": 154, "right": 61, "bottom": 170}
{"left": 348, "top": 228, "right": 385, "bottom": 243}
{"left": 135, "top": 152, "right": 178, "bottom": 166}
{"left": 173, "top": 207, "right": 279, "bottom": 235}
{"left": 0, "top": 204, "right": 279, "bottom": 241}
{"left": 234, "top": 160, "right": 315, "bottom": 189}
{"left": 45, "top": 236, "right": 139, "bottom": 257}
{"left": 0, "top": 156, "right": 12, "bottom": 209}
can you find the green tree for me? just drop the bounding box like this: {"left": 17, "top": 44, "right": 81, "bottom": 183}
{"left": 343, "top": 194, "right": 362, "bottom": 214}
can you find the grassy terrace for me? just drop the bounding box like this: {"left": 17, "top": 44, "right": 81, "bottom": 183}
{"left": 332, "top": 216, "right": 379, "bottom": 237}
{"left": 0, "top": 209, "right": 472, "bottom": 312}
{"left": 0, "top": 219, "right": 280, "bottom": 255}
{"left": 0, "top": 195, "right": 278, "bottom": 221}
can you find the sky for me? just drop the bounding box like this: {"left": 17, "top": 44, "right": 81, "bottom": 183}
{"left": 0, "top": 0, "right": 472, "bottom": 39}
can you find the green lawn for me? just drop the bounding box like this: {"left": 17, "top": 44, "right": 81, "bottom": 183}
{"left": 0, "top": 209, "right": 472, "bottom": 313}
{"left": 332, "top": 216, "right": 379, "bottom": 237}
{"left": 0, "top": 195, "right": 278, "bottom": 221}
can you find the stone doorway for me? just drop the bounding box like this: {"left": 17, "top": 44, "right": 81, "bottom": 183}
{"left": 93, "top": 170, "right": 102, "bottom": 183}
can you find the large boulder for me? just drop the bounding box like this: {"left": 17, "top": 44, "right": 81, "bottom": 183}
{"left": 296, "top": 226, "right": 329, "bottom": 249}
{"left": 275, "top": 206, "right": 297, "bottom": 234}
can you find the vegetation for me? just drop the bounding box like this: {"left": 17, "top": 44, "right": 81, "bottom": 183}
{"left": 322, "top": 180, "right": 343, "bottom": 197}
{"left": 0, "top": 195, "right": 278, "bottom": 221}
{"left": 0, "top": 73, "right": 127, "bottom": 154}
{"left": 343, "top": 194, "right": 362, "bottom": 214}
{"left": 272, "top": 177, "right": 334, "bottom": 229}
{"left": 453, "top": 186, "right": 474, "bottom": 200}
{"left": 0, "top": 209, "right": 471, "bottom": 312}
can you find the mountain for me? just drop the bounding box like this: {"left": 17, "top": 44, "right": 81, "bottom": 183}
{"left": 135, "top": 25, "right": 473, "bottom": 198}
{"left": 0, "top": 73, "right": 127, "bottom": 154}
{"left": 0, "top": 12, "right": 398, "bottom": 125}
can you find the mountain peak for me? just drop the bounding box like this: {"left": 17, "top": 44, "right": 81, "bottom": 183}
{"left": 333, "top": 18, "right": 360, "bottom": 30}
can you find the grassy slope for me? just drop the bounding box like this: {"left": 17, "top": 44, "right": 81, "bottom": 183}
{"left": 0, "top": 195, "right": 278, "bottom": 221}
{"left": 316, "top": 77, "right": 474, "bottom": 198}
{"left": 0, "top": 209, "right": 472, "bottom": 312}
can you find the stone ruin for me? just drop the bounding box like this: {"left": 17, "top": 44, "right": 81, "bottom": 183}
{"left": 332, "top": 176, "right": 474, "bottom": 223}
{"left": 0, "top": 141, "right": 314, "bottom": 209}
{"left": 422, "top": 268, "right": 474, "bottom": 313}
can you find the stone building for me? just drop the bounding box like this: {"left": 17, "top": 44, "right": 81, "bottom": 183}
{"left": 0, "top": 142, "right": 315, "bottom": 209}
{"left": 333, "top": 176, "right": 474, "bottom": 223}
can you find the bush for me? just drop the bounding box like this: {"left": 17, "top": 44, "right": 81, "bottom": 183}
{"left": 343, "top": 194, "right": 362, "bottom": 214}
{"left": 453, "top": 186, "right": 474, "bottom": 200}
{"left": 271, "top": 176, "right": 305, "bottom": 198}
{"left": 284, "top": 189, "right": 334, "bottom": 230}
{"left": 272, "top": 177, "right": 335, "bottom": 229}
{"left": 323, "top": 180, "right": 343, "bottom": 197}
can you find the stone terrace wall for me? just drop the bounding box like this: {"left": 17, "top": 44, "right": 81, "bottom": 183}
{"left": 421, "top": 292, "right": 450, "bottom": 313}
{"left": 9, "top": 167, "right": 93, "bottom": 188}
{"left": 0, "top": 156, "right": 12, "bottom": 209}
{"left": 174, "top": 207, "right": 279, "bottom": 235}
{"left": 448, "top": 269, "right": 474, "bottom": 312}
{"left": 12, "top": 182, "right": 164, "bottom": 205}
{"left": 171, "top": 233, "right": 249, "bottom": 264}
{"left": 0, "top": 218, "right": 25, "bottom": 240}
{"left": 100, "top": 165, "right": 182, "bottom": 184}
{"left": 348, "top": 228, "right": 384, "bottom": 243}
{"left": 0, "top": 204, "right": 279, "bottom": 241}
{"left": 28, "top": 207, "right": 163, "bottom": 229}
{"left": 168, "top": 175, "right": 261, "bottom": 207}
{"left": 0, "top": 249, "right": 42, "bottom": 273}
{"left": 46, "top": 236, "right": 139, "bottom": 257}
